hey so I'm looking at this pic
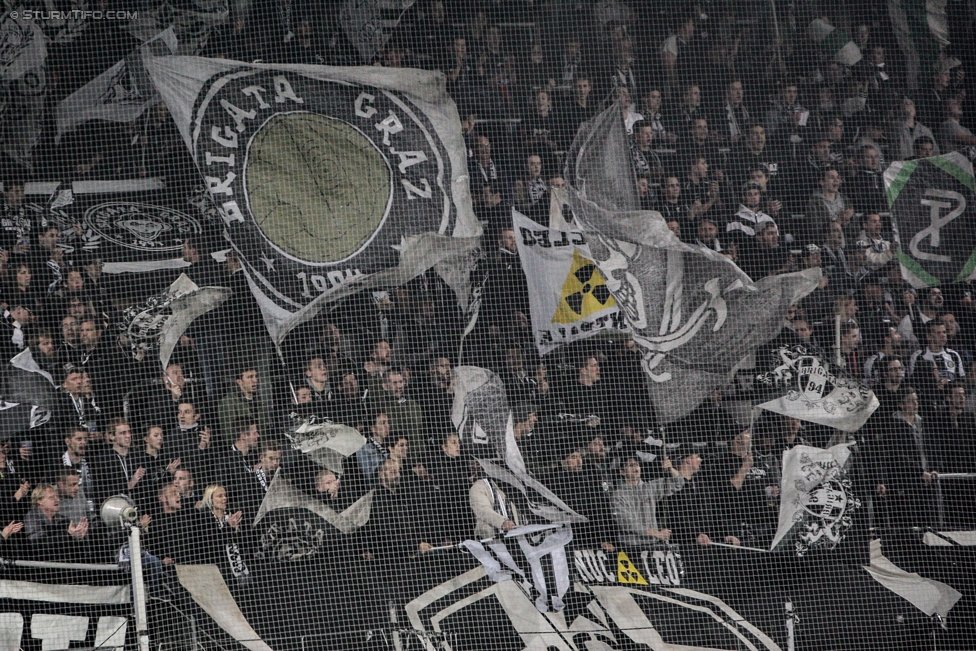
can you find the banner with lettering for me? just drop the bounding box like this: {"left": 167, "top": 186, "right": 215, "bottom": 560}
{"left": 885, "top": 152, "right": 976, "bottom": 288}
{"left": 145, "top": 56, "right": 481, "bottom": 345}
{"left": 513, "top": 209, "right": 629, "bottom": 354}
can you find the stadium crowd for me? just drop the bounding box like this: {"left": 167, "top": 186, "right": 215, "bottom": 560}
{"left": 0, "top": 0, "right": 975, "bottom": 607}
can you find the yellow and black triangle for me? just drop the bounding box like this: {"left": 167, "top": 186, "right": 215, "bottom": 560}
{"left": 617, "top": 551, "right": 648, "bottom": 585}
{"left": 551, "top": 251, "right": 617, "bottom": 324}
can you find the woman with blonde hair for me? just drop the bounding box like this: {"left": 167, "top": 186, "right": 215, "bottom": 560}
{"left": 193, "top": 485, "right": 250, "bottom": 583}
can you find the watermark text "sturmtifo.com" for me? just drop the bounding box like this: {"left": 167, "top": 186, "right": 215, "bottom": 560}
{"left": 9, "top": 10, "right": 138, "bottom": 20}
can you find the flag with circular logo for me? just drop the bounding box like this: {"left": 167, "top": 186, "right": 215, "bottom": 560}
{"left": 145, "top": 56, "right": 481, "bottom": 344}
{"left": 885, "top": 152, "right": 976, "bottom": 288}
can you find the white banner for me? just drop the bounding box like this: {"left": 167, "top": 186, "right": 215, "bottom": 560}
{"left": 513, "top": 209, "right": 629, "bottom": 355}
{"left": 770, "top": 443, "right": 860, "bottom": 555}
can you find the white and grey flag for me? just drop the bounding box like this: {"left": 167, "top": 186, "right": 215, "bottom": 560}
{"left": 340, "top": 0, "right": 417, "bottom": 63}
{"left": 566, "top": 105, "right": 821, "bottom": 422}
{"left": 0, "top": 10, "right": 46, "bottom": 82}
{"left": 119, "top": 273, "right": 232, "bottom": 368}
{"left": 146, "top": 56, "right": 481, "bottom": 347}
{"left": 770, "top": 443, "right": 861, "bottom": 555}
{"left": 4, "top": 348, "right": 57, "bottom": 411}
{"left": 0, "top": 9, "right": 48, "bottom": 168}
{"left": 513, "top": 209, "right": 629, "bottom": 354}
{"left": 756, "top": 344, "right": 879, "bottom": 431}
{"left": 56, "top": 27, "right": 178, "bottom": 142}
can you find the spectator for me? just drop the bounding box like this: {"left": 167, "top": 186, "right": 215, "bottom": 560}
{"left": 726, "top": 182, "right": 775, "bottom": 244}
{"left": 698, "top": 429, "right": 779, "bottom": 547}
{"left": 556, "top": 76, "right": 596, "bottom": 148}
{"left": 149, "top": 484, "right": 187, "bottom": 565}
{"left": 218, "top": 419, "right": 262, "bottom": 519}
{"left": 253, "top": 441, "right": 280, "bottom": 495}
{"left": 660, "top": 12, "right": 696, "bottom": 87}
{"left": 728, "top": 124, "right": 783, "bottom": 192}
{"left": 764, "top": 82, "right": 809, "bottom": 153}
{"left": 0, "top": 444, "right": 31, "bottom": 523}
{"left": 91, "top": 419, "right": 145, "bottom": 507}
{"left": 908, "top": 320, "right": 965, "bottom": 387}
{"left": 514, "top": 154, "right": 550, "bottom": 217}
{"left": 631, "top": 122, "right": 664, "bottom": 184}
{"left": 546, "top": 444, "right": 615, "bottom": 552}
{"left": 356, "top": 412, "right": 391, "bottom": 478}
{"left": 845, "top": 145, "right": 888, "bottom": 215}
{"left": 683, "top": 156, "right": 722, "bottom": 219}
{"left": 655, "top": 177, "right": 693, "bottom": 239}
{"left": 931, "top": 382, "right": 976, "bottom": 472}
{"left": 55, "top": 468, "right": 89, "bottom": 523}
{"left": 358, "top": 459, "right": 432, "bottom": 560}
{"left": 469, "top": 466, "right": 519, "bottom": 539}
{"left": 23, "top": 484, "right": 89, "bottom": 560}
{"left": 714, "top": 79, "right": 752, "bottom": 146}
{"left": 365, "top": 369, "right": 425, "bottom": 459}
{"left": 804, "top": 168, "right": 855, "bottom": 245}
{"left": 613, "top": 455, "right": 694, "bottom": 547}
{"left": 939, "top": 96, "right": 976, "bottom": 153}
{"left": 888, "top": 97, "right": 939, "bottom": 161}
{"left": 678, "top": 118, "right": 721, "bottom": 170}
{"left": 190, "top": 485, "right": 249, "bottom": 584}
{"left": 879, "top": 387, "right": 942, "bottom": 532}
{"left": 131, "top": 425, "right": 180, "bottom": 506}
{"left": 219, "top": 366, "right": 266, "bottom": 442}
{"left": 695, "top": 217, "right": 726, "bottom": 254}
{"left": 638, "top": 87, "right": 676, "bottom": 145}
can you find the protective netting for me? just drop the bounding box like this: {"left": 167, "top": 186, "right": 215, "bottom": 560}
{"left": 1, "top": 1, "right": 975, "bottom": 650}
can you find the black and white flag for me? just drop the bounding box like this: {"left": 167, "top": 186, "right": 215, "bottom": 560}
{"left": 770, "top": 443, "right": 861, "bottom": 555}
{"left": 119, "top": 273, "right": 232, "bottom": 367}
{"left": 31, "top": 180, "right": 209, "bottom": 274}
{"left": 451, "top": 365, "right": 584, "bottom": 524}
{"left": 756, "top": 344, "right": 879, "bottom": 431}
{"left": 340, "top": 0, "right": 417, "bottom": 63}
{"left": 55, "top": 27, "right": 178, "bottom": 142}
{"left": 886, "top": 152, "right": 976, "bottom": 288}
{"left": 146, "top": 57, "right": 481, "bottom": 346}
{"left": 0, "top": 9, "right": 48, "bottom": 168}
{"left": 3, "top": 348, "right": 57, "bottom": 411}
{"left": 567, "top": 105, "right": 821, "bottom": 422}
{"left": 0, "top": 10, "right": 46, "bottom": 82}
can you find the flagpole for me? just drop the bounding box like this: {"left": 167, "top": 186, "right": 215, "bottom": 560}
{"left": 709, "top": 541, "right": 770, "bottom": 553}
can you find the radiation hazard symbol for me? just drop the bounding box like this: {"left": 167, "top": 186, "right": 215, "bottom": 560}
{"left": 617, "top": 551, "right": 648, "bottom": 585}
{"left": 551, "top": 252, "right": 616, "bottom": 324}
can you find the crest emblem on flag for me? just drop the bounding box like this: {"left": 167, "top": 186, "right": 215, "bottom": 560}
{"left": 756, "top": 345, "right": 877, "bottom": 431}
{"left": 771, "top": 444, "right": 861, "bottom": 556}
{"left": 86, "top": 202, "right": 201, "bottom": 251}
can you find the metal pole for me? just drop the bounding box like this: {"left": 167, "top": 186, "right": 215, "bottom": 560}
{"left": 128, "top": 525, "right": 151, "bottom": 651}
{"left": 785, "top": 601, "right": 795, "bottom": 651}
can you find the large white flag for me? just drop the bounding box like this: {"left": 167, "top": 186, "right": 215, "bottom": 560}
{"left": 145, "top": 57, "right": 481, "bottom": 346}
{"left": 513, "top": 209, "right": 629, "bottom": 354}
{"left": 770, "top": 444, "right": 861, "bottom": 555}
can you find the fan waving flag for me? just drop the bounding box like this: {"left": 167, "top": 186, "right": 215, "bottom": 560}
{"left": 145, "top": 56, "right": 481, "bottom": 345}
{"left": 512, "top": 209, "right": 629, "bottom": 354}
{"left": 886, "top": 152, "right": 976, "bottom": 288}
